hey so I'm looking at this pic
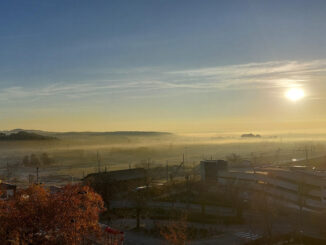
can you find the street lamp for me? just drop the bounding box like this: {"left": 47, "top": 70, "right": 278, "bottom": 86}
{"left": 71, "top": 219, "right": 77, "bottom": 245}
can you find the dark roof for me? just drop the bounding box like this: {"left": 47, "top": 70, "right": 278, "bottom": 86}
{"left": 201, "top": 160, "right": 228, "bottom": 164}
{"left": 0, "top": 182, "right": 16, "bottom": 190}
{"left": 84, "top": 168, "right": 146, "bottom": 182}
{"left": 48, "top": 185, "right": 62, "bottom": 193}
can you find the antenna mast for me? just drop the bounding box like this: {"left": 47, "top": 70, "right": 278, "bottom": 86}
{"left": 97, "top": 151, "right": 101, "bottom": 173}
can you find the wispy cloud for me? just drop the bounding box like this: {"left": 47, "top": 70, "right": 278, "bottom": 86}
{"left": 167, "top": 60, "right": 326, "bottom": 90}
{"left": 0, "top": 81, "right": 140, "bottom": 101}
{"left": 1, "top": 59, "right": 326, "bottom": 101}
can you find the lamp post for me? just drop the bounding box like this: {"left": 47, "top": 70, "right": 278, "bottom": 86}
{"left": 71, "top": 219, "right": 76, "bottom": 245}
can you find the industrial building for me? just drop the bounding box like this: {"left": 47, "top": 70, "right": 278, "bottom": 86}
{"left": 200, "top": 160, "right": 228, "bottom": 182}
{"left": 0, "top": 181, "right": 16, "bottom": 199}
{"left": 200, "top": 159, "right": 326, "bottom": 211}
{"left": 84, "top": 168, "right": 147, "bottom": 184}
{"left": 83, "top": 168, "right": 148, "bottom": 200}
{"left": 218, "top": 166, "right": 326, "bottom": 211}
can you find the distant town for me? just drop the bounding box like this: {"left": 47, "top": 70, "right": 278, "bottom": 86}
{"left": 1, "top": 130, "right": 326, "bottom": 244}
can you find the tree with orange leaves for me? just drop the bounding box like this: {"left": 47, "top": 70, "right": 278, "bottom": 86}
{"left": 0, "top": 184, "right": 105, "bottom": 245}
{"left": 159, "top": 216, "right": 188, "bottom": 245}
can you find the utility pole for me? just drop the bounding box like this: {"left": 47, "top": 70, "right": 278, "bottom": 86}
{"left": 305, "top": 145, "right": 309, "bottom": 165}
{"left": 36, "top": 167, "right": 39, "bottom": 184}
{"left": 297, "top": 145, "right": 310, "bottom": 165}
{"left": 97, "top": 151, "right": 101, "bottom": 173}
{"left": 166, "top": 161, "right": 169, "bottom": 182}
{"left": 183, "top": 153, "right": 185, "bottom": 170}
{"left": 6, "top": 161, "right": 9, "bottom": 179}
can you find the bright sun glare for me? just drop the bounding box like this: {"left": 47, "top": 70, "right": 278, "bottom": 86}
{"left": 285, "top": 88, "right": 305, "bottom": 102}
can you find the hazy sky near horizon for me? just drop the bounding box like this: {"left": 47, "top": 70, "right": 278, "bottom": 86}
{"left": 1, "top": 0, "right": 326, "bottom": 133}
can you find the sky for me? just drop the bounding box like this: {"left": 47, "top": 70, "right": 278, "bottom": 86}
{"left": 1, "top": 0, "right": 326, "bottom": 133}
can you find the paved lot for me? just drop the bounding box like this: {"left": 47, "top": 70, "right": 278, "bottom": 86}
{"left": 124, "top": 230, "right": 253, "bottom": 245}
{"left": 110, "top": 218, "right": 258, "bottom": 245}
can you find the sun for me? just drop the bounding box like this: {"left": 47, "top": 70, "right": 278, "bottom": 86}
{"left": 285, "top": 88, "right": 305, "bottom": 102}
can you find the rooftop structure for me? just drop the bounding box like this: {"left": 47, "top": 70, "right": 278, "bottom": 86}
{"left": 83, "top": 168, "right": 148, "bottom": 196}
{"left": 200, "top": 160, "right": 228, "bottom": 182}
{"left": 0, "top": 181, "right": 16, "bottom": 199}
{"left": 84, "top": 168, "right": 147, "bottom": 183}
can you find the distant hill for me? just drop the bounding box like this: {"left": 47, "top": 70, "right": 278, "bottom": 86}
{"left": 0, "top": 129, "right": 172, "bottom": 138}
{"left": 0, "top": 131, "right": 57, "bottom": 141}
{"left": 1, "top": 129, "right": 52, "bottom": 135}
{"left": 55, "top": 131, "right": 172, "bottom": 137}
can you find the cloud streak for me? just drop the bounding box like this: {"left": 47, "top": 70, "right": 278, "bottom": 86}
{"left": 1, "top": 59, "right": 326, "bottom": 101}
{"left": 168, "top": 60, "right": 326, "bottom": 90}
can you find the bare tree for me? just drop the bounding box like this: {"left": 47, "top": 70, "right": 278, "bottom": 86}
{"left": 30, "top": 154, "right": 40, "bottom": 167}
{"left": 250, "top": 189, "right": 279, "bottom": 240}
{"left": 226, "top": 153, "right": 243, "bottom": 167}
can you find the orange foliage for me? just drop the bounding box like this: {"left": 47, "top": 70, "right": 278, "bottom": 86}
{"left": 0, "top": 184, "right": 105, "bottom": 245}
{"left": 159, "top": 217, "right": 188, "bottom": 245}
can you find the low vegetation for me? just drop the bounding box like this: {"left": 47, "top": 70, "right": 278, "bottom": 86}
{"left": 0, "top": 184, "right": 105, "bottom": 245}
